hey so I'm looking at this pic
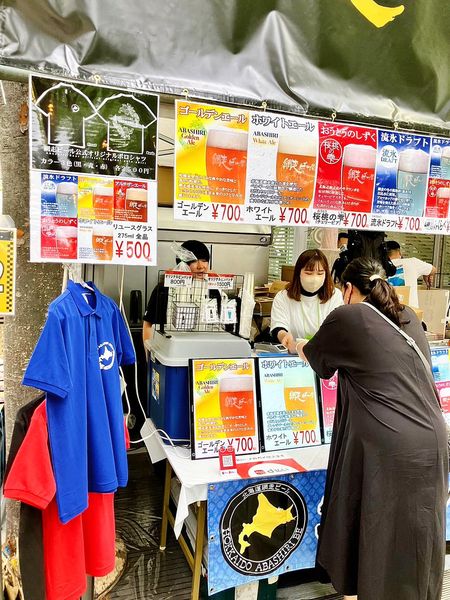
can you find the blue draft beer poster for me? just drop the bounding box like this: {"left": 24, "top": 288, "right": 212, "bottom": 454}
{"left": 207, "top": 470, "right": 326, "bottom": 595}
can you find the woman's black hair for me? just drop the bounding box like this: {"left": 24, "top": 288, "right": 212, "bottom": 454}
{"left": 342, "top": 257, "right": 405, "bottom": 326}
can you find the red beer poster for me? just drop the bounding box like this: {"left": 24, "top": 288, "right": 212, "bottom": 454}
{"left": 425, "top": 178, "right": 450, "bottom": 219}
{"left": 320, "top": 373, "right": 338, "bottom": 444}
{"left": 314, "top": 122, "right": 377, "bottom": 213}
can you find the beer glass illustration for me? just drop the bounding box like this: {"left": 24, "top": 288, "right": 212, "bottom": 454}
{"left": 206, "top": 128, "right": 248, "bottom": 204}
{"left": 276, "top": 134, "right": 317, "bottom": 207}
{"left": 92, "top": 225, "right": 114, "bottom": 261}
{"left": 284, "top": 371, "right": 315, "bottom": 432}
{"left": 397, "top": 149, "right": 429, "bottom": 216}
{"left": 219, "top": 375, "right": 255, "bottom": 437}
{"left": 341, "top": 144, "right": 377, "bottom": 213}
{"left": 93, "top": 185, "right": 114, "bottom": 220}
{"left": 55, "top": 182, "right": 78, "bottom": 218}
{"left": 441, "top": 147, "right": 450, "bottom": 180}
{"left": 435, "top": 187, "right": 450, "bottom": 219}
{"left": 55, "top": 226, "right": 78, "bottom": 259}
{"left": 125, "top": 188, "right": 148, "bottom": 222}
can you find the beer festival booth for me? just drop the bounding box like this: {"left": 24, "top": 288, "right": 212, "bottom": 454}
{"left": 0, "top": 2, "right": 449, "bottom": 599}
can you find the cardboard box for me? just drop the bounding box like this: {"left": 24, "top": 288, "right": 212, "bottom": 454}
{"left": 268, "top": 280, "right": 289, "bottom": 297}
{"left": 393, "top": 286, "right": 410, "bottom": 306}
{"left": 281, "top": 265, "right": 295, "bottom": 283}
{"left": 253, "top": 297, "right": 273, "bottom": 316}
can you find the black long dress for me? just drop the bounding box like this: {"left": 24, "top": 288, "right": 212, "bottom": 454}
{"left": 303, "top": 303, "right": 448, "bottom": 600}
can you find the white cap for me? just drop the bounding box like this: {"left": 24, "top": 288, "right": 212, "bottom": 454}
{"left": 343, "top": 144, "right": 377, "bottom": 168}
{"left": 206, "top": 127, "right": 248, "bottom": 151}
{"left": 398, "top": 149, "right": 429, "bottom": 174}
{"left": 277, "top": 134, "right": 317, "bottom": 157}
{"left": 442, "top": 146, "right": 450, "bottom": 159}
{"left": 93, "top": 185, "right": 113, "bottom": 196}
{"left": 126, "top": 188, "right": 147, "bottom": 201}
{"left": 437, "top": 187, "right": 450, "bottom": 199}
{"left": 56, "top": 182, "right": 78, "bottom": 195}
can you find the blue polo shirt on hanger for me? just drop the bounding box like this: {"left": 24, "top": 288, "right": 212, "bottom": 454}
{"left": 23, "top": 281, "right": 135, "bottom": 523}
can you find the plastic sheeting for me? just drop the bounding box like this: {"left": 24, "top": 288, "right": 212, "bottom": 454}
{"left": 0, "top": 1, "right": 449, "bottom": 130}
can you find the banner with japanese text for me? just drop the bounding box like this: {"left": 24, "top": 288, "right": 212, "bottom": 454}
{"left": 258, "top": 357, "right": 321, "bottom": 452}
{"left": 207, "top": 471, "right": 327, "bottom": 594}
{"left": 29, "top": 75, "right": 159, "bottom": 265}
{"left": 174, "top": 100, "right": 450, "bottom": 234}
{"left": 0, "top": 229, "right": 16, "bottom": 316}
{"left": 190, "top": 358, "right": 260, "bottom": 460}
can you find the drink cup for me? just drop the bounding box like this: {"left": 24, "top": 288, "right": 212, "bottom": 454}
{"left": 55, "top": 182, "right": 78, "bottom": 217}
{"left": 276, "top": 134, "right": 317, "bottom": 207}
{"left": 441, "top": 146, "right": 450, "bottom": 180}
{"left": 206, "top": 128, "right": 248, "bottom": 204}
{"left": 397, "top": 149, "right": 429, "bottom": 216}
{"left": 341, "top": 144, "right": 376, "bottom": 212}
{"left": 219, "top": 375, "right": 255, "bottom": 436}
{"left": 93, "top": 185, "right": 114, "bottom": 220}
{"left": 55, "top": 226, "right": 78, "bottom": 259}
{"left": 125, "top": 187, "right": 148, "bottom": 221}
{"left": 92, "top": 225, "right": 114, "bottom": 261}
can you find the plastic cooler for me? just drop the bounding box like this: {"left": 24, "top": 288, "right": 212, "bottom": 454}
{"left": 146, "top": 331, "right": 251, "bottom": 444}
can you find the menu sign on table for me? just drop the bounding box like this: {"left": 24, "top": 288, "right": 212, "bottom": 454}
{"left": 30, "top": 75, "right": 159, "bottom": 265}
{"left": 258, "top": 356, "right": 321, "bottom": 452}
{"left": 190, "top": 358, "right": 259, "bottom": 460}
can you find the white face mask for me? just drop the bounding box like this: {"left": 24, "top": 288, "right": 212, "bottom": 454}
{"left": 300, "top": 273, "right": 326, "bottom": 294}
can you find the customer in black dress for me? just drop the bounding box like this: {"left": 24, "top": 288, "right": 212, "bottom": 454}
{"left": 297, "top": 257, "right": 448, "bottom": 600}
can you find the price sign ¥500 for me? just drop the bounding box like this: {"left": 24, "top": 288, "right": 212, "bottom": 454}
{"left": 0, "top": 229, "right": 16, "bottom": 315}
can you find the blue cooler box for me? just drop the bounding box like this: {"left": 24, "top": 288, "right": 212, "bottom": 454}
{"left": 146, "top": 331, "right": 251, "bottom": 445}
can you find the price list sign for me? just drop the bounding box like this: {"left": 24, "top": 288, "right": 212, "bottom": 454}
{"left": 29, "top": 75, "right": 159, "bottom": 265}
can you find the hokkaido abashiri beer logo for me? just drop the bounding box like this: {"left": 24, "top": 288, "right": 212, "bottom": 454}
{"left": 98, "top": 341, "right": 115, "bottom": 370}
{"left": 220, "top": 481, "right": 307, "bottom": 576}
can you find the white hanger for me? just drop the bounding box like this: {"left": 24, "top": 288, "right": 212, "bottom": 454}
{"left": 63, "top": 264, "right": 95, "bottom": 292}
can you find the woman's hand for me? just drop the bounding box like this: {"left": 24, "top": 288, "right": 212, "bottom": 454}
{"left": 295, "top": 339, "right": 308, "bottom": 362}
{"left": 280, "top": 332, "right": 297, "bottom": 354}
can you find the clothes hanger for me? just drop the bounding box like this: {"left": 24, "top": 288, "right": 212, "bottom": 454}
{"left": 63, "top": 264, "right": 95, "bottom": 292}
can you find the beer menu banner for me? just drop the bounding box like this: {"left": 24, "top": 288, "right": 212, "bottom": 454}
{"left": 174, "top": 100, "right": 450, "bottom": 234}
{"left": 207, "top": 471, "right": 326, "bottom": 594}
{"left": 29, "top": 75, "right": 159, "bottom": 265}
{"left": 190, "top": 358, "right": 259, "bottom": 460}
{"left": 258, "top": 357, "right": 321, "bottom": 452}
{"left": 0, "top": 229, "right": 16, "bottom": 316}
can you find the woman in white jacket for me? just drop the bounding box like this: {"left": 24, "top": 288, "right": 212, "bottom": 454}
{"left": 271, "top": 249, "right": 343, "bottom": 353}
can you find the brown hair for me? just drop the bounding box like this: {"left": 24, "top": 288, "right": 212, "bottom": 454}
{"left": 287, "top": 249, "right": 334, "bottom": 303}
{"left": 342, "top": 257, "right": 405, "bottom": 326}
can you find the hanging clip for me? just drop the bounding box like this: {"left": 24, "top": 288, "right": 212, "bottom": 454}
{"left": 393, "top": 121, "right": 399, "bottom": 131}
{"left": 182, "top": 88, "right": 189, "bottom": 100}
{"left": 331, "top": 110, "right": 337, "bottom": 122}
{"left": 261, "top": 101, "right": 267, "bottom": 112}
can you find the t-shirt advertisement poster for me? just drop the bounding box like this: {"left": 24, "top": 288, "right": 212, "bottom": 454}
{"left": 207, "top": 470, "right": 327, "bottom": 594}
{"left": 174, "top": 99, "right": 450, "bottom": 234}
{"left": 320, "top": 372, "right": 338, "bottom": 444}
{"left": 258, "top": 357, "right": 321, "bottom": 452}
{"left": 29, "top": 75, "right": 159, "bottom": 265}
{"left": 190, "top": 358, "right": 260, "bottom": 460}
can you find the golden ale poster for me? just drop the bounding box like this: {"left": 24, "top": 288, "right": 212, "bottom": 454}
{"left": 190, "top": 358, "right": 259, "bottom": 460}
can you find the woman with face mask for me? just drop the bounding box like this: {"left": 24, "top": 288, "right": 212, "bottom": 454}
{"left": 296, "top": 257, "right": 447, "bottom": 600}
{"left": 270, "top": 249, "right": 343, "bottom": 353}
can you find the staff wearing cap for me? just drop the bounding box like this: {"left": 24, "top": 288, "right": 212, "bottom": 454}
{"left": 142, "top": 240, "right": 213, "bottom": 344}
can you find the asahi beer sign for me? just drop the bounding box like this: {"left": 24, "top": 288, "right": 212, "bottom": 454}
{"left": 207, "top": 471, "right": 327, "bottom": 594}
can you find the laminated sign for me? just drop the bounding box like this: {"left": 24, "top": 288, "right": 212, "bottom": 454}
{"left": 0, "top": 229, "right": 16, "bottom": 315}
{"left": 29, "top": 75, "right": 159, "bottom": 265}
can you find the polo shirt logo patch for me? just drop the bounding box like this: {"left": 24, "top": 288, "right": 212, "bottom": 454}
{"left": 98, "top": 342, "right": 115, "bottom": 370}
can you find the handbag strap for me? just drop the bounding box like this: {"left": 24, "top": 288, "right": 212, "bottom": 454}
{"left": 361, "top": 302, "right": 434, "bottom": 385}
